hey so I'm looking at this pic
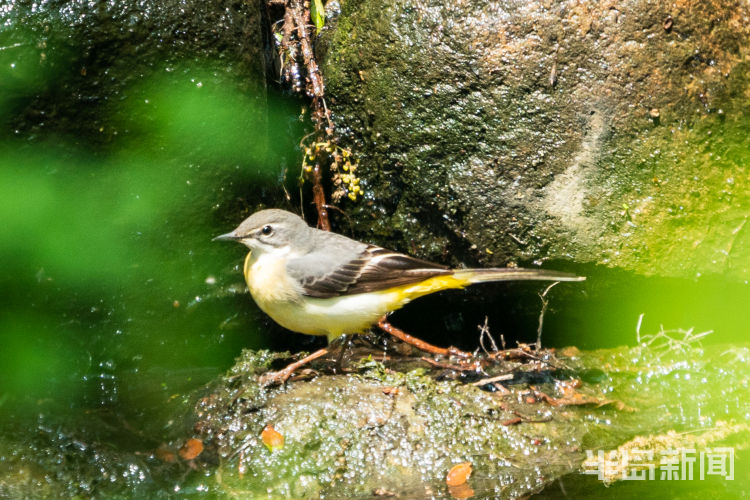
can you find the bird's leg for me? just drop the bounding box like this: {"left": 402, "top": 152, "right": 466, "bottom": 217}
{"left": 258, "top": 347, "right": 329, "bottom": 386}
{"left": 377, "top": 318, "right": 471, "bottom": 359}
{"left": 333, "top": 334, "right": 351, "bottom": 373}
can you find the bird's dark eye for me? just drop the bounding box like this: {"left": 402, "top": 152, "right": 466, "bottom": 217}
{"left": 261, "top": 225, "right": 273, "bottom": 236}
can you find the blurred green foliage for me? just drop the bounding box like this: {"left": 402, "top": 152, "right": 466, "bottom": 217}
{"left": 0, "top": 38, "right": 293, "bottom": 417}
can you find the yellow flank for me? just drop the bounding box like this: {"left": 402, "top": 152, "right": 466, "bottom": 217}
{"left": 374, "top": 274, "right": 472, "bottom": 303}
{"left": 320, "top": 273, "right": 472, "bottom": 342}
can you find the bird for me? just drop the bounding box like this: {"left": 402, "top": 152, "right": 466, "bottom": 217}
{"left": 215, "top": 209, "right": 584, "bottom": 349}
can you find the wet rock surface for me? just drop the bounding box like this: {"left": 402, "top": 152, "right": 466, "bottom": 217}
{"left": 194, "top": 341, "right": 750, "bottom": 498}
{"left": 319, "top": 0, "right": 750, "bottom": 281}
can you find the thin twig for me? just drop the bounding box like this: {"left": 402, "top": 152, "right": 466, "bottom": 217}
{"left": 421, "top": 357, "right": 481, "bottom": 372}
{"left": 311, "top": 162, "right": 330, "bottom": 230}
{"left": 478, "top": 316, "right": 499, "bottom": 355}
{"left": 636, "top": 313, "right": 644, "bottom": 344}
{"left": 271, "top": 0, "right": 332, "bottom": 230}
{"left": 471, "top": 373, "right": 514, "bottom": 386}
{"left": 536, "top": 281, "right": 560, "bottom": 351}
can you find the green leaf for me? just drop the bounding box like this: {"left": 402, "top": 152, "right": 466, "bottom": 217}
{"left": 311, "top": 0, "right": 325, "bottom": 34}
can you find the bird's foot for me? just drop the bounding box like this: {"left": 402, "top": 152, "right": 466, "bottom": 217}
{"left": 377, "top": 318, "right": 472, "bottom": 359}
{"left": 258, "top": 347, "right": 329, "bottom": 387}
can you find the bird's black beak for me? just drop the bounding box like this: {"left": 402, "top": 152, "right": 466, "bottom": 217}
{"left": 212, "top": 231, "right": 242, "bottom": 242}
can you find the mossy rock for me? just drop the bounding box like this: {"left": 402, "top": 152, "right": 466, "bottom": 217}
{"left": 319, "top": 0, "right": 750, "bottom": 282}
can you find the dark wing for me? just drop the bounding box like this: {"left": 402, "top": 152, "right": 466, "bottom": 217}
{"left": 287, "top": 244, "right": 451, "bottom": 298}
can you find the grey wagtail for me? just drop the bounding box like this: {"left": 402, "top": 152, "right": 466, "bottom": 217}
{"left": 214, "top": 209, "right": 585, "bottom": 345}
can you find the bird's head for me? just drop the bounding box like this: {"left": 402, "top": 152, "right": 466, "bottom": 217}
{"left": 213, "top": 209, "right": 310, "bottom": 256}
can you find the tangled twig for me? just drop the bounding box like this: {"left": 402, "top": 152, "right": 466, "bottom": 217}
{"left": 268, "top": 0, "right": 333, "bottom": 229}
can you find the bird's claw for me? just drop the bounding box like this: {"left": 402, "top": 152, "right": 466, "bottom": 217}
{"left": 258, "top": 368, "right": 294, "bottom": 387}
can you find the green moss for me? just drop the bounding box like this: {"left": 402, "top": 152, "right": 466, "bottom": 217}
{"left": 590, "top": 65, "right": 750, "bottom": 280}
{"left": 199, "top": 340, "right": 750, "bottom": 497}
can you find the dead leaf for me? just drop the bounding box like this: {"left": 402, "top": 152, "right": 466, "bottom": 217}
{"left": 178, "top": 438, "right": 204, "bottom": 460}
{"left": 261, "top": 424, "right": 285, "bottom": 451}
{"left": 446, "top": 462, "right": 473, "bottom": 486}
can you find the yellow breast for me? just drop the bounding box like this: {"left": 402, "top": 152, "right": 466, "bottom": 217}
{"left": 243, "top": 251, "right": 301, "bottom": 306}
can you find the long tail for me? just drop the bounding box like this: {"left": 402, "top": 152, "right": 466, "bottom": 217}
{"left": 388, "top": 267, "right": 584, "bottom": 305}
{"left": 452, "top": 267, "right": 585, "bottom": 284}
